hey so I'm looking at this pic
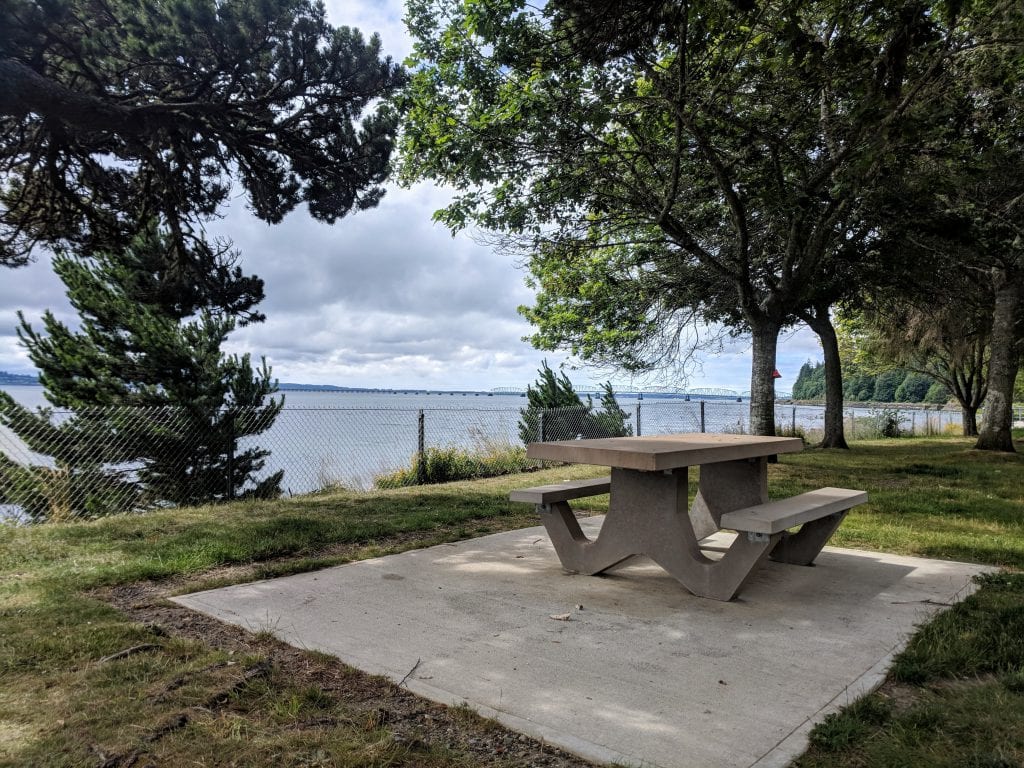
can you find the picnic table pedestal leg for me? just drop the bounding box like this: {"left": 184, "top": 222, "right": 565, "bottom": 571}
{"left": 538, "top": 500, "right": 637, "bottom": 575}
{"left": 539, "top": 466, "right": 783, "bottom": 601}
{"left": 690, "top": 458, "right": 769, "bottom": 538}
{"left": 769, "top": 511, "right": 849, "bottom": 566}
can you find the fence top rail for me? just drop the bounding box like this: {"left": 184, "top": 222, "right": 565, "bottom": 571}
{"left": 25, "top": 400, "right": 767, "bottom": 414}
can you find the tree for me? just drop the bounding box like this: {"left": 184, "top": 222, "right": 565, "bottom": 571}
{"left": 872, "top": 369, "right": 905, "bottom": 404}
{"left": 895, "top": 372, "right": 934, "bottom": 402}
{"left": 793, "top": 362, "right": 826, "bottom": 401}
{"left": 0, "top": 0, "right": 405, "bottom": 271}
{"left": 924, "top": 381, "right": 952, "bottom": 404}
{"left": 521, "top": 241, "right": 727, "bottom": 376}
{"left": 0, "top": 226, "right": 282, "bottom": 520}
{"left": 842, "top": 299, "right": 990, "bottom": 434}
{"left": 401, "top": 0, "right": 963, "bottom": 437}
{"left": 964, "top": 8, "right": 1024, "bottom": 451}
{"left": 797, "top": 305, "right": 850, "bottom": 448}
{"left": 518, "top": 361, "right": 588, "bottom": 444}
{"left": 518, "top": 362, "right": 630, "bottom": 444}
{"left": 591, "top": 382, "right": 634, "bottom": 439}
{"left": 850, "top": 3, "right": 1023, "bottom": 447}
{"left": 844, "top": 372, "right": 877, "bottom": 403}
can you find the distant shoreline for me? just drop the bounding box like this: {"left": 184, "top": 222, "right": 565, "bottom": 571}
{"left": 0, "top": 379, "right": 751, "bottom": 401}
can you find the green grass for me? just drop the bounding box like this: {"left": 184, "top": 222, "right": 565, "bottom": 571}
{"left": 771, "top": 437, "right": 1024, "bottom": 568}
{"left": 0, "top": 463, "right": 607, "bottom": 767}
{"left": 1, "top": 436, "right": 1023, "bottom": 767}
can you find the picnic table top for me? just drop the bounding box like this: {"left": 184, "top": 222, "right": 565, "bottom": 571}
{"left": 525, "top": 433, "right": 804, "bottom": 472}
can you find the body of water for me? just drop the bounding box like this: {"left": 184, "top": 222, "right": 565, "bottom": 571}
{"left": 1, "top": 385, "right": 960, "bottom": 503}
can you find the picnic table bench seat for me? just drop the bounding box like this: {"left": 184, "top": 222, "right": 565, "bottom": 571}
{"left": 508, "top": 477, "right": 611, "bottom": 505}
{"left": 721, "top": 486, "right": 867, "bottom": 567}
{"left": 721, "top": 487, "right": 867, "bottom": 534}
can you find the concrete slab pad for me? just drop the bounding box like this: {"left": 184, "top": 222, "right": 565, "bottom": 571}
{"left": 173, "top": 519, "right": 991, "bottom": 768}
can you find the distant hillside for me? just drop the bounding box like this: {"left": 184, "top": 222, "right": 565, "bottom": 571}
{"left": 0, "top": 371, "right": 39, "bottom": 386}
{"left": 278, "top": 382, "right": 356, "bottom": 391}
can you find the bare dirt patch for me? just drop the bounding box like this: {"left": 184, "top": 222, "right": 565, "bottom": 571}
{"left": 97, "top": 553, "right": 600, "bottom": 767}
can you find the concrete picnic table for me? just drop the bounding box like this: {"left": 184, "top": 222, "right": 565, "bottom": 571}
{"left": 511, "top": 434, "right": 866, "bottom": 600}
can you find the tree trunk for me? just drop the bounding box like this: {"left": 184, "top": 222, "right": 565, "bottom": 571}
{"left": 749, "top": 318, "right": 781, "bottom": 436}
{"left": 802, "top": 308, "right": 849, "bottom": 449}
{"left": 975, "top": 263, "right": 1021, "bottom": 452}
{"left": 961, "top": 406, "right": 979, "bottom": 437}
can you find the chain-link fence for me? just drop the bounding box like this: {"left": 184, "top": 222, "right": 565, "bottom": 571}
{"left": 0, "top": 399, "right": 975, "bottom": 524}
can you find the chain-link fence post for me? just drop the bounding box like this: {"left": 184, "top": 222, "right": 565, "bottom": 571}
{"left": 849, "top": 409, "right": 855, "bottom": 440}
{"left": 791, "top": 406, "right": 796, "bottom": 435}
{"left": 635, "top": 402, "right": 642, "bottom": 436}
{"left": 538, "top": 410, "right": 546, "bottom": 442}
{"left": 226, "top": 411, "right": 235, "bottom": 499}
{"left": 700, "top": 401, "right": 706, "bottom": 433}
{"left": 416, "top": 410, "right": 426, "bottom": 485}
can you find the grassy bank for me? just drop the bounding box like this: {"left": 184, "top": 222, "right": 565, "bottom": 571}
{"left": 1, "top": 436, "right": 1022, "bottom": 767}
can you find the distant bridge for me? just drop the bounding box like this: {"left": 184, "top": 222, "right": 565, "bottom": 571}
{"left": 492, "top": 385, "right": 793, "bottom": 400}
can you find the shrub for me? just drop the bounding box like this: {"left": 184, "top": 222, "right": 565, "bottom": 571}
{"left": 869, "top": 407, "right": 905, "bottom": 438}
{"left": 374, "top": 444, "right": 542, "bottom": 488}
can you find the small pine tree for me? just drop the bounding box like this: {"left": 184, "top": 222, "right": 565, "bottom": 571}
{"left": 518, "top": 363, "right": 630, "bottom": 444}
{"left": 0, "top": 226, "right": 282, "bottom": 520}
{"left": 590, "top": 382, "right": 633, "bottom": 438}
{"left": 518, "top": 361, "right": 590, "bottom": 443}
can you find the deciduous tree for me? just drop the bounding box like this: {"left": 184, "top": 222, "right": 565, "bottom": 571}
{"left": 401, "top": 0, "right": 963, "bottom": 436}
{"left": 849, "top": 2, "right": 1023, "bottom": 448}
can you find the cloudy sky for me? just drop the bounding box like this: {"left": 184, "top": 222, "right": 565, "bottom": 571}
{"left": 0, "top": 0, "right": 823, "bottom": 394}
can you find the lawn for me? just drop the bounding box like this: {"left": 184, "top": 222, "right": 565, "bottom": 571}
{"left": 1, "top": 436, "right": 1022, "bottom": 767}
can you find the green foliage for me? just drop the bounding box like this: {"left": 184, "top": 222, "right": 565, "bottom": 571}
{"left": 872, "top": 369, "right": 905, "bottom": 403}
{"left": 808, "top": 695, "right": 893, "bottom": 752}
{"left": 0, "top": 0, "right": 405, "bottom": 266}
{"left": 895, "top": 372, "right": 935, "bottom": 402}
{"left": 796, "top": 359, "right": 944, "bottom": 404}
{"left": 0, "top": 227, "right": 283, "bottom": 520}
{"left": 591, "top": 381, "right": 633, "bottom": 439}
{"left": 518, "top": 361, "right": 587, "bottom": 444}
{"left": 869, "top": 407, "right": 905, "bottom": 438}
{"left": 793, "top": 361, "right": 827, "bottom": 400}
{"left": 374, "top": 444, "right": 540, "bottom": 488}
{"left": 401, "top": 0, "right": 967, "bottom": 434}
{"left": 517, "top": 362, "right": 631, "bottom": 444}
{"left": 519, "top": 240, "right": 720, "bottom": 373}
{"left": 844, "top": 371, "right": 878, "bottom": 402}
{"left": 925, "top": 381, "right": 952, "bottom": 404}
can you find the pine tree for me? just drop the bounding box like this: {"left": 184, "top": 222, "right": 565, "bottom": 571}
{"left": 518, "top": 361, "right": 589, "bottom": 444}
{"left": 591, "top": 382, "right": 633, "bottom": 438}
{"left": 518, "top": 362, "right": 630, "bottom": 444}
{"left": 1, "top": 0, "right": 404, "bottom": 267}
{"left": 0, "top": 226, "right": 282, "bottom": 520}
